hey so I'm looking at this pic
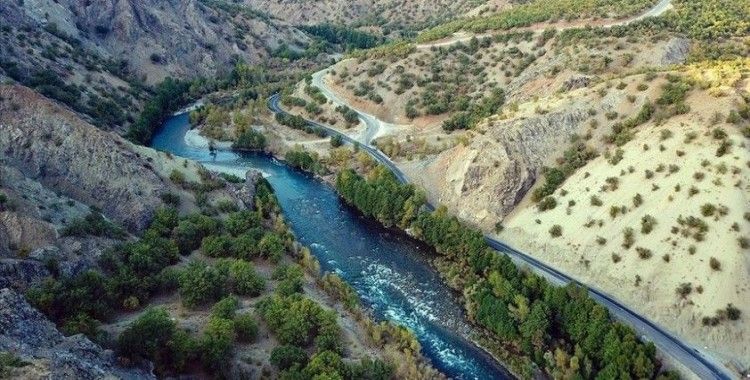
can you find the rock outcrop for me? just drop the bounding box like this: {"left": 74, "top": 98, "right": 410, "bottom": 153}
{"left": 0, "top": 288, "right": 154, "bottom": 379}
{"left": 661, "top": 37, "right": 691, "bottom": 65}
{"left": 0, "top": 85, "right": 171, "bottom": 232}
{"left": 409, "top": 107, "right": 589, "bottom": 228}
{"left": 236, "top": 170, "right": 263, "bottom": 210}
{"left": 0, "top": 0, "right": 308, "bottom": 84}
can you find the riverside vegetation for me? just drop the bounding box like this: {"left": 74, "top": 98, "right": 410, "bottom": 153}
{"left": 25, "top": 175, "right": 439, "bottom": 378}
{"left": 327, "top": 158, "right": 675, "bottom": 378}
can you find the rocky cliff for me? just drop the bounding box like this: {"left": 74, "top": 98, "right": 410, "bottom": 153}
{"left": 406, "top": 106, "right": 589, "bottom": 228}
{"left": 0, "top": 288, "right": 154, "bottom": 379}
{"left": 0, "top": 0, "right": 308, "bottom": 84}
{"left": 0, "top": 84, "right": 174, "bottom": 232}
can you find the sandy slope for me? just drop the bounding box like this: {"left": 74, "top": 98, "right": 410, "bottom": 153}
{"left": 502, "top": 107, "right": 750, "bottom": 365}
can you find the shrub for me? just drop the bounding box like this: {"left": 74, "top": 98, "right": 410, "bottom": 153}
{"left": 632, "top": 193, "right": 643, "bottom": 207}
{"left": 635, "top": 247, "right": 652, "bottom": 259}
{"left": 622, "top": 228, "right": 635, "bottom": 249}
{"left": 641, "top": 215, "right": 657, "bottom": 234}
{"left": 709, "top": 257, "right": 721, "bottom": 271}
{"left": 700, "top": 203, "right": 716, "bottom": 217}
{"left": 726, "top": 304, "right": 741, "bottom": 321}
{"left": 330, "top": 135, "right": 344, "bottom": 147}
{"left": 170, "top": 169, "right": 187, "bottom": 185}
{"left": 201, "top": 235, "right": 234, "bottom": 257}
{"left": 200, "top": 317, "right": 235, "bottom": 369}
{"left": 590, "top": 195, "right": 603, "bottom": 206}
{"left": 596, "top": 236, "right": 607, "bottom": 245}
{"left": 660, "top": 129, "right": 673, "bottom": 141}
{"left": 233, "top": 129, "right": 267, "bottom": 151}
{"left": 549, "top": 225, "right": 562, "bottom": 237}
{"left": 117, "top": 307, "right": 197, "bottom": 375}
{"left": 234, "top": 314, "right": 258, "bottom": 343}
{"left": 160, "top": 192, "right": 181, "bottom": 207}
{"left": 711, "top": 128, "right": 727, "bottom": 140}
{"left": 178, "top": 262, "right": 227, "bottom": 308}
{"left": 211, "top": 296, "right": 239, "bottom": 320}
{"left": 218, "top": 259, "right": 265, "bottom": 297}
{"left": 611, "top": 253, "right": 621, "bottom": 263}
{"left": 0, "top": 352, "right": 29, "bottom": 375}
{"left": 257, "top": 294, "right": 340, "bottom": 348}
{"left": 609, "top": 206, "right": 621, "bottom": 219}
{"left": 676, "top": 283, "right": 692, "bottom": 298}
{"left": 270, "top": 345, "right": 309, "bottom": 370}
{"left": 537, "top": 196, "right": 557, "bottom": 212}
{"left": 61, "top": 209, "right": 125, "bottom": 239}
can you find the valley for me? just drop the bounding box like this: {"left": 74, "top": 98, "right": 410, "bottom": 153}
{"left": 1, "top": 0, "right": 748, "bottom": 379}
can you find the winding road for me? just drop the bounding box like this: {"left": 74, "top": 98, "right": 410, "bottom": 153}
{"left": 267, "top": 0, "right": 737, "bottom": 377}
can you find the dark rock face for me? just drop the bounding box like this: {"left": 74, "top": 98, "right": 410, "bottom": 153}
{"left": 0, "top": 288, "right": 155, "bottom": 379}
{"left": 0, "top": 0, "right": 307, "bottom": 84}
{"left": 0, "top": 85, "right": 168, "bottom": 232}
{"left": 0, "top": 259, "right": 50, "bottom": 291}
{"left": 661, "top": 37, "right": 691, "bottom": 65}
{"left": 561, "top": 75, "right": 592, "bottom": 92}
{"left": 236, "top": 170, "right": 263, "bottom": 210}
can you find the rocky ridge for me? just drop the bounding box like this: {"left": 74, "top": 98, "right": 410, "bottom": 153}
{"left": 0, "top": 288, "right": 154, "bottom": 379}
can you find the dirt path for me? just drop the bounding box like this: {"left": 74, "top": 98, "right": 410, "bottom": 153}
{"left": 416, "top": 0, "right": 673, "bottom": 49}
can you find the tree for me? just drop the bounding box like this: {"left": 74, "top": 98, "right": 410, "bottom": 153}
{"left": 234, "top": 314, "right": 258, "bottom": 343}
{"left": 201, "top": 317, "right": 235, "bottom": 369}
{"left": 270, "top": 345, "right": 309, "bottom": 370}
{"left": 304, "top": 350, "right": 344, "bottom": 378}
{"left": 118, "top": 308, "right": 176, "bottom": 361}
{"left": 219, "top": 259, "right": 265, "bottom": 296}
{"left": 178, "top": 261, "right": 227, "bottom": 308}
{"left": 233, "top": 129, "right": 267, "bottom": 150}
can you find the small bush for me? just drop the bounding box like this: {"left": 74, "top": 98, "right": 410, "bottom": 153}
{"left": 590, "top": 195, "right": 603, "bottom": 206}
{"left": 234, "top": 314, "right": 258, "bottom": 343}
{"left": 537, "top": 196, "right": 557, "bottom": 212}
{"left": 641, "top": 215, "right": 657, "bottom": 234}
{"left": 709, "top": 257, "right": 721, "bottom": 271}
{"left": 270, "top": 345, "right": 308, "bottom": 370}
{"left": 611, "top": 253, "right": 621, "bottom": 263}
{"left": 622, "top": 228, "right": 635, "bottom": 249}
{"left": 725, "top": 304, "right": 741, "bottom": 321}
{"left": 700, "top": 203, "right": 716, "bottom": 217}
{"left": 676, "top": 282, "right": 692, "bottom": 298}
{"left": 549, "top": 225, "right": 563, "bottom": 237}
{"left": 636, "top": 247, "right": 652, "bottom": 259}
{"left": 632, "top": 193, "right": 643, "bottom": 207}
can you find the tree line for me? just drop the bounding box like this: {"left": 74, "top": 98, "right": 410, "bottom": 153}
{"left": 335, "top": 165, "right": 678, "bottom": 379}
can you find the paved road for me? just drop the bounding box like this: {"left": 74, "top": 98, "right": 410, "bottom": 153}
{"left": 310, "top": 69, "right": 383, "bottom": 145}
{"left": 267, "top": 93, "right": 734, "bottom": 380}
{"left": 268, "top": 94, "right": 408, "bottom": 184}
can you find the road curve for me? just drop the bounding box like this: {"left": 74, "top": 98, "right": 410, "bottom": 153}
{"left": 310, "top": 69, "right": 383, "bottom": 146}
{"left": 267, "top": 93, "right": 734, "bottom": 380}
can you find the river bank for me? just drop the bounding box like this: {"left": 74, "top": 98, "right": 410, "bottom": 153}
{"left": 245, "top": 131, "right": 532, "bottom": 378}
{"left": 153, "top": 110, "right": 516, "bottom": 379}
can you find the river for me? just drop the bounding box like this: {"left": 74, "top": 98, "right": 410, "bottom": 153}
{"left": 151, "top": 112, "right": 513, "bottom": 380}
